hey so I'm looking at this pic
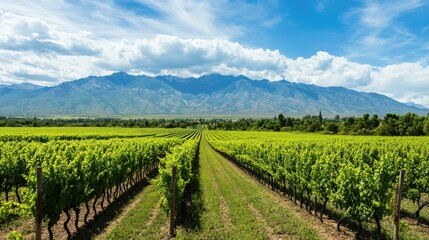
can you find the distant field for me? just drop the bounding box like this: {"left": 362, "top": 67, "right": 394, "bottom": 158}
{"left": 0, "top": 127, "right": 187, "bottom": 136}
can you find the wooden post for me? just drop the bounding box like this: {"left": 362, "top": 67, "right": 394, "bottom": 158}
{"left": 36, "top": 166, "right": 42, "bottom": 240}
{"left": 314, "top": 196, "right": 317, "bottom": 216}
{"left": 169, "top": 166, "right": 177, "bottom": 237}
{"left": 393, "top": 169, "right": 405, "bottom": 240}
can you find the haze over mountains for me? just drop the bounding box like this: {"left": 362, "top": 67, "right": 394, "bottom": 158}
{"left": 0, "top": 72, "right": 426, "bottom": 117}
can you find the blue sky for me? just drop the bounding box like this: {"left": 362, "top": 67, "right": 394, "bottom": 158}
{"left": 0, "top": 0, "right": 429, "bottom": 107}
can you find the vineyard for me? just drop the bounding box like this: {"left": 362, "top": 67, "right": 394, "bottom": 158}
{"left": 1, "top": 127, "right": 428, "bottom": 239}
{"left": 206, "top": 130, "right": 429, "bottom": 238}
{"left": 0, "top": 127, "right": 200, "bottom": 239}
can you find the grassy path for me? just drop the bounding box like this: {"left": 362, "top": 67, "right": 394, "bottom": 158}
{"left": 176, "top": 134, "right": 322, "bottom": 239}
{"left": 96, "top": 178, "right": 169, "bottom": 240}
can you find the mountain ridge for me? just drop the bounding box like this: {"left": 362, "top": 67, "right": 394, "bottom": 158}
{"left": 0, "top": 73, "right": 426, "bottom": 117}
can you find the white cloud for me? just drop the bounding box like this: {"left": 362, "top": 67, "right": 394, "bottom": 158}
{"left": 95, "top": 35, "right": 288, "bottom": 75}
{"left": 359, "top": 0, "right": 423, "bottom": 28}
{"left": 0, "top": 11, "right": 99, "bottom": 55}
{"left": 0, "top": 49, "right": 107, "bottom": 86}
{"left": 344, "top": 0, "right": 429, "bottom": 64}
{"left": 359, "top": 62, "right": 429, "bottom": 106}
{"left": 283, "top": 51, "right": 372, "bottom": 88}
{"left": 0, "top": 0, "right": 282, "bottom": 42}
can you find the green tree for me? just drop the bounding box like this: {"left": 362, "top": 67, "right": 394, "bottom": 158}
{"left": 424, "top": 114, "right": 429, "bottom": 136}
{"left": 285, "top": 117, "right": 294, "bottom": 127}
{"left": 383, "top": 113, "right": 400, "bottom": 136}
{"left": 370, "top": 114, "right": 380, "bottom": 129}
{"left": 401, "top": 113, "right": 424, "bottom": 136}
{"left": 325, "top": 122, "right": 339, "bottom": 133}
{"left": 334, "top": 114, "right": 340, "bottom": 122}
{"left": 278, "top": 113, "right": 286, "bottom": 127}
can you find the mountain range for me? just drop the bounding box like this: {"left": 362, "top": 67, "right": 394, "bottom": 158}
{"left": 0, "top": 72, "right": 427, "bottom": 117}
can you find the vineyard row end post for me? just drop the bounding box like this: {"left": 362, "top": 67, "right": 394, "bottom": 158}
{"left": 393, "top": 169, "right": 405, "bottom": 240}
{"left": 170, "top": 166, "right": 177, "bottom": 237}
{"left": 36, "top": 166, "right": 42, "bottom": 240}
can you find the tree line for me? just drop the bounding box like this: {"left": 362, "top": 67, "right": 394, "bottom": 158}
{"left": 0, "top": 117, "right": 201, "bottom": 128}
{"left": 1, "top": 112, "right": 429, "bottom": 136}
{"left": 208, "top": 112, "right": 429, "bottom": 136}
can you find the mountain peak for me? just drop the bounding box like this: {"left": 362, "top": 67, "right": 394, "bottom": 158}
{"left": 157, "top": 74, "right": 243, "bottom": 95}
{"left": 110, "top": 71, "right": 129, "bottom": 76}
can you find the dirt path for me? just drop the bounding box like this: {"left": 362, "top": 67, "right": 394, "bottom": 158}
{"left": 176, "top": 134, "right": 329, "bottom": 239}
{"left": 215, "top": 143, "right": 355, "bottom": 240}
{"left": 97, "top": 188, "right": 148, "bottom": 237}
{"left": 95, "top": 179, "right": 166, "bottom": 240}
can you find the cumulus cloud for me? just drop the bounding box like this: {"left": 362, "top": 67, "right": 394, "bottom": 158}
{"left": 0, "top": 9, "right": 428, "bottom": 108}
{"left": 0, "top": 11, "right": 99, "bottom": 55}
{"left": 359, "top": 62, "right": 429, "bottom": 106}
{"left": 283, "top": 52, "right": 373, "bottom": 88}
{"left": 98, "top": 35, "right": 287, "bottom": 73}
